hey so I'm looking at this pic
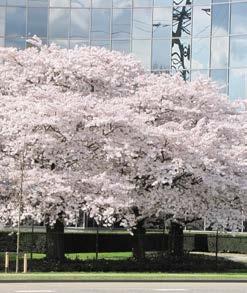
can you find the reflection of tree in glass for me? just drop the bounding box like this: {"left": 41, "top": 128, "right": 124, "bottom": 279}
{"left": 173, "top": 0, "right": 191, "bottom": 7}
{"left": 172, "top": 3, "right": 191, "bottom": 80}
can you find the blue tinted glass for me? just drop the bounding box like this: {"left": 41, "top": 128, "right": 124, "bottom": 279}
{"left": 211, "top": 37, "right": 228, "bottom": 68}
{"left": 173, "top": 6, "right": 192, "bottom": 38}
{"left": 153, "top": 8, "right": 172, "bottom": 38}
{"left": 191, "top": 70, "right": 209, "bottom": 80}
{"left": 113, "top": 0, "right": 132, "bottom": 7}
{"left": 132, "top": 39, "right": 151, "bottom": 70}
{"left": 229, "top": 69, "right": 247, "bottom": 100}
{"left": 0, "top": 7, "right": 5, "bottom": 36}
{"left": 7, "top": 0, "right": 26, "bottom": 5}
{"left": 50, "top": 0, "right": 70, "bottom": 7}
{"left": 212, "top": 4, "right": 229, "bottom": 36}
{"left": 154, "top": 0, "right": 173, "bottom": 6}
{"left": 91, "top": 39, "right": 110, "bottom": 49}
{"left": 152, "top": 39, "right": 171, "bottom": 71}
{"left": 112, "top": 40, "right": 130, "bottom": 53}
{"left": 6, "top": 7, "right": 26, "bottom": 37}
{"left": 210, "top": 69, "right": 228, "bottom": 93}
{"left": 49, "top": 8, "right": 70, "bottom": 38}
{"left": 92, "top": 0, "right": 112, "bottom": 8}
{"left": 91, "top": 9, "right": 111, "bottom": 39}
{"left": 191, "top": 38, "right": 210, "bottom": 69}
{"left": 231, "top": 3, "right": 247, "bottom": 35}
{"left": 29, "top": 0, "right": 48, "bottom": 6}
{"left": 0, "top": 0, "right": 6, "bottom": 5}
{"left": 27, "top": 8, "right": 48, "bottom": 37}
{"left": 112, "top": 9, "right": 131, "bottom": 39}
{"left": 49, "top": 39, "right": 69, "bottom": 48}
{"left": 193, "top": 0, "right": 211, "bottom": 4}
{"left": 5, "top": 38, "right": 26, "bottom": 49}
{"left": 192, "top": 6, "right": 211, "bottom": 37}
{"left": 173, "top": 0, "right": 191, "bottom": 5}
{"left": 70, "top": 9, "right": 90, "bottom": 39}
{"left": 71, "top": 0, "right": 91, "bottom": 7}
{"left": 69, "top": 39, "right": 89, "bottom": 48}
{"left": 172, "top": 38, "right": 190, "bottom": 71}
{"left": 134, "top": 0, "right": 153, "bottom": 6}
{"left": 230, "top": 36, "right": 247, "bottom": 67}
{"left": 133, "top": 8, "right": 152, "bottom": 39}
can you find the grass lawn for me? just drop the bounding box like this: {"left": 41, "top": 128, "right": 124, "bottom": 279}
{"left": 0, "top": 272, "right": 247, "bottom": 282}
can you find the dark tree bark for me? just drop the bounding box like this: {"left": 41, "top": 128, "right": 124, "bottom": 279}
{"left": 46, "top": 219, "right": 65, "bottom": 261}
{"left": 132, "top": 222, "right": 146, "bottom": 260}
{"left": 168, "top": 222, "right": 184, "bottom": 257}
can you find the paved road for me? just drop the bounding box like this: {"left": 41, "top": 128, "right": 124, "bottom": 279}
{"left": 0, "top": 282, "right": 247, "bottom": 293}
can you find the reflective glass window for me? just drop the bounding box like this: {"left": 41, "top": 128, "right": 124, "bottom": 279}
{"left": 212, "top": 0, "right": 226, "bottom": 3}
{"left": 210, "top": 69, "right": 228, "bottom": 93}
{"left": 112, "top": 9, "right": 131, "bottom": 39}
{"left": 230, "top": 36, "right": 247, "bottom": 68}
{"left": 50, "top": 0, "right": 70, "bottom": 7}
{"left": 229, "top": 68, "right": 247, "bottom": 100}
{"left": 29, "top": 0, "right": 48, "bottom": 6}
{"left": 153, "top": 8, "right": 172, "bottom": 39}
{"left": 132, "top": 39, "right": 151, "bottom": 70}
{"left": 173, "top": 0, "right": 191, "bottom": 5}
{"left": 49, "top": 9, "right": 69, "bottom": 38}
{"left": 92, "top": 0, "right": 112, "bottom": 8}
{"left": 112, "top": 40, "right": 130, "bottom": 53}
{"left": 0, "top": 0, "right": 6, "bottom": 5}
{"left": 6, "top": 7, "right": 26, "bottom": 37}
{"left": 231, "top": 3, "right": 247, "bottom": 35}
{"left": 191, "top": 38, "right": 210, "bottom": 69}
{"left": 27, "top": 8, "right": 48, "bottom": 37}
{"left": 211, "top": 4, "right": 229, "bottom": 37}
{"left": 134, "top": 0, "right": 153, "bottom": 6}
{"left": 91, "top": 9, "right": 111, "bottom": 39}
{"left": 211, "top": 37, "right": 228, "bottom": 69}
{"left": 229, "top": 69, "right": 247, "bottom": 100}
{"left": 192, "top": 6, "right": 211, "bottom": 37}
{"left": 172, "top": 38, "right": 190, "bottom": 71}
{"left": 154, "top": 0, "right": 173, "bottom": 6}
{"left": 7, "top": 0, "right": 26, "bottom": 5}
{"left": 133, "top": 8, "right": 152, "bottom": 39}
{"left": 71, "top": 0, "right": 91, "bottom": 7}
{"left": 0, "top": 38, "right": 4, "bottom": 46}
{"left": 173, "top": 6, "right": 192, "bottom": 38}
{"left": 91, "top": 39, "right": 110, "bottom": 49}
{"left": 0, "top": 7, "right": 5, "bottom": 36}
{"left": 193, "top": 0, "right": 211, "bottom": 4}
{"left": 5, "top": 38, "right": 26, "bottom": 49}
{"left": 49, "top": 39, "right": 69, "bottom": 48}
{"left": 113, "top": 0, "right": 132, "bottom": 7}
{"left": 70, "top": 9, "right": 90, "bottom": 39}
{"left": 152, "top": 39, "right": 171, "bottom": 71}
{"left": 191, "top": 70, "right": 209, "bottom": 80}
{"left": 69, "top": 39, "right": 89, "bottom": 48}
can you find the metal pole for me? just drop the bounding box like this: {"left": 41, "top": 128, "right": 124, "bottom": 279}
{"left": 23, "top": 253, "right": 28, "bottom": 273}
{"left": 5, "top": 252, "right": 9, "bottom": 273}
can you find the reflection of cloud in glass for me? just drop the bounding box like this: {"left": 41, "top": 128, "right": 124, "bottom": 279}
{"left": 92, "top": 0, "right": 112, "bottom": 8}
{"left": 0, "top": 8, "right": 5, "bottom": 36}
{"left": 230, "top": 36, "right": 247, "bottom": 67}
{"left": 71, "top": 0, "right": 90, "bottom": 8}
{"left": 70, "top": 9, "right": 90, "bottom": 38}
{"left": 132, "top": 39, "right": 151, "bottom": 70}
{"left": 113, "top": 0, "right": 132, "bottom": 7}
{"left": 211, "top": 37, "right": 228, "bottom": 69}
{"left": 212, "top": 4, "right": 228, "bottom": 36}
{"left": 192, "top": 6, "right": 211, "bottom": 37}
{"left": 229, "top": 68, "right": 247, "bottom": 100}
{"left": 49, "top": 9, "right": 69, "bottom": 38}
{"left": 191, "top": 38, "right": 210, "bottom": 69}
{"left": 231, "top": 3, "right": 247, "bottom": 35}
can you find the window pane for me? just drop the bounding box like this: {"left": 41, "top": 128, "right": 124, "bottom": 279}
{"left": 154, "top": 0, "right": 173, "bottom": 6}
{"left": 92, "top": 0, "right": 112, "bottom": 8}
{"left": 0, "top": 0, "right": 6, "bottom": 5}
{"left": 112, "top": 9, "right": 131, "bottom": 40}
{"left": 191, "top": 38, "right": 210, "bottom": 69}
{"left": 173, "top": 6, "right": 192, "bottom": 38}
{"left": 211, "top": 4, "right": 229, "bottom": 37}
{"left": 49, "top": 39, "right": 69, "bottom": 48}
{"left": 211, "top": 37, "right": 228, "bottom": 69}
{"left": 191, "top": 70, "right": 209, "bottom": 80}
{"left": 193, "top": 0, "right": 211, "bottom": 5}
{"left": 71, "top": 0, "right": 91, "bottom": 7}
{"left": 71, "top": 9, "right": 90, "bottom": 39}
{"left": 153, "top": 8, "right": 172, "bottom": 39}
{"left": 0, "top": 38, "right": 4, "bottom": 46}
{"left": 6, "top": 7, "right": 26, "bottom": 37}
{"left": 133, "top": 8, "right": 152, "bottom": 39}
{"left": 230, "top": 36, "right": 247, "bottom": 67}
{"left": 50, "top": 0, "right": 70, "bottom": 7}
{"left": 212, "top": 0, "right": 226, "bottom": 3}
{"left": 0, "top": 7, "right": 5, "bottom": 36}
{"left": 132, "top": 39, "right": 151, "bottom": 70}
{"left": 91, "top": 39, "right": 110, "bottom": 49}
{"left": 5, "top": 38, "right": 26, "bottom": 49}
{"left": 172, "top": 38, "right": 190, "bottom": 71}
{"left": 134, "top": 0, "right": 153, "bottom": 6}
{"left": 173, "top": 0, "right": 192, "bottom": 5}
{"left": 69, "top": 39, "right": 89, "bottom": 48}
{"left": 29, "top": 0, "right": 48, "bottom": 6}
{"left": 210, "top": 69, "right": 228, "bottom": 93}
{"left": 27, "top": 8, "right": 48, "bottom": 37}
{"left": 113, "top": 0, "right": 132, "bottom": 7}
{"left": 49, "top": 8, "right": 69, "bottom": 38}
{"left": 152, "top": 39, "right": 171, "bottom": 71}
{"left": 229, "top": 69, "right": 247, "bottom": 100}
{"left": 112, "top": 40, "right": 130, "bottom": 53}
{"left": 192, "top": 6, "right": 211, "bottom": 37}
{"left": 231, "top": 3, "right": 247, "bottom": 35}
{"left": 91, "top": 9, "right": 111, "bottom": 39}
{"left": 7, "top": 0, "right": 26, "bottom": 5}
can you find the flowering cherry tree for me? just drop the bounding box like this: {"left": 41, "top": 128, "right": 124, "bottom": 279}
{"left": 0, "top": 38, "right": 246, "bottom": 259}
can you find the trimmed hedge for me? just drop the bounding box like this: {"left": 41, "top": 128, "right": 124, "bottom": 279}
{"left": 0, "top": 231, "right": 246, "bottom": 254}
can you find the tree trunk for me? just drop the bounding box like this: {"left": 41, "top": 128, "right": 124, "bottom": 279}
{"left": 46, "top": 219, "right": 65, "bottom": 261}
{"left": 168, "top": 222, "right": 184, "bottom": 257}
{"left": 132, "top": 223, "right": 146, "bottom": 260}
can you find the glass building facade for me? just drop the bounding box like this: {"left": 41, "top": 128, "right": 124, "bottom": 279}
{"left": 0, "top": 0, "right": 247, "bottom": 99}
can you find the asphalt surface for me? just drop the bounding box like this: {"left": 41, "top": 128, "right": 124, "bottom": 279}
{"left": 0, "top": 282, "right": 247, "bottom": 293}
